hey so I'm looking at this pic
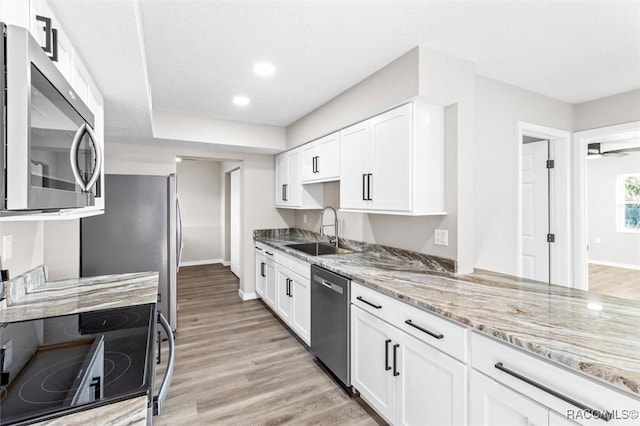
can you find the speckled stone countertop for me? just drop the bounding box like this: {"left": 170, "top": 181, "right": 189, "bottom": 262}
{"left": 255, "top": 229, "right": 640, "bottom": 398}
{"left": 0, "top": 272, "right": 159, "bottom": 323}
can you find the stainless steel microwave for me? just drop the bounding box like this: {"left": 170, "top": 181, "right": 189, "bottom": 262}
{"left": 0, "top": 23, "right": 101, "bottom": 213}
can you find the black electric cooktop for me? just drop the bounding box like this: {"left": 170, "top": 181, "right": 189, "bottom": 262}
{"left": 0, "top": 304, "right": 155, "bottom": 425}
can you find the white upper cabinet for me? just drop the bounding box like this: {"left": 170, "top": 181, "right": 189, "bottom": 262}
{"left": 275, "top": 149, "right": 323, "bottom": 209}
{"left": 29, "top": 0, "right": 72, "bottom": 79}
{"left": 340, "top": 101, "right": 446, "bottom": 215}
{"left": 301, "top": 132, "right": 340, "bottom": 183}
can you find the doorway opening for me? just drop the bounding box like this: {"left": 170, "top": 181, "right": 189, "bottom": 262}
{"left": 517, "top": 122, "right": 571, "bottom": 286}
{"left": 574, "top": 121, "right": 640, "bottom": 300}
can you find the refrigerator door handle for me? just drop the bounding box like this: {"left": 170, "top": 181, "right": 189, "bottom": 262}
{"left": 153, "top": 312, "right": 175, "bottom": 416}
{"left": 176, "top": 194, "right": 184, "bottom": 271}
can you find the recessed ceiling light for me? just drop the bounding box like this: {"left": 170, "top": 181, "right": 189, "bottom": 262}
{"left": 253, "top": 62, "right": 276, "bottom": 77}
{"left": 233, "top": 96, "right": 250, "bottom": 106}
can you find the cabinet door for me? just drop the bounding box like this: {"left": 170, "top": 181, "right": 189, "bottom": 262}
{"left": 290, "top": 274, "right": 311, "bottom": 345}
{"left": 286, "top": 150, "right": 301, "bottom": 206}
{"left": 264, "top": 259, "right": 276, "bottom": 309}
{"left": 275, "top": 268, "right": 292, "bottom": 323}
{"left": 549, "top": 411, "right": 580, "bottom": 426}
{"left": 275, "top": 153, "right": 288, "bottom": 206}
{"left": 255, "top": 251, "right": 266, "bottom": 297}
{"left": 395, "top": 330, "right": 467, "bottom": 426}
{"left": 340, "top": 121, "right": 371, "bottom": 210}
{"left": 469, "top": 370, "right": 549, "bottom": 426}
{"left": 301, "top": 143, "right": 317, "bottom": 183}
{"left": 351, "top": 305, "right": 395, "bottom": 423}
{"left": 316, "top": 132, "right": 340, "bottom": 181}
{"left": 369, "top": 103, "right": 412, "bottom": 211}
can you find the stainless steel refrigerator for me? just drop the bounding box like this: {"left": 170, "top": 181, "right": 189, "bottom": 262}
{"left": 80, "top": 174, "right": 182, "bottom": 331}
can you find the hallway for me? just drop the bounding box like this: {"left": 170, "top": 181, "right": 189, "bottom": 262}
{"left": 155, "top": 264, "right": 380, "bottom": 425}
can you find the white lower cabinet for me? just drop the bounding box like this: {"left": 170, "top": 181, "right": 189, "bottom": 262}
{"left": 351, "top": 305, "right": 466, "bottom": 425}
{"left": 469, "top": 369, "right": 548, "bottom": 426}
{"left": 253, "top": 244, "right": 311, "bottom": 345}
{"left": 275, "top": 265, "right": 311, "bottom": 345}
{"left": 254, "top": 244, "right": 276, "bottom": 309}
{"left": 470, "top": 332, "right": 640, "bottom": 426}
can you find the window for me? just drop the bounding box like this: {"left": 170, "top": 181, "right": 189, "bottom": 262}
{"left": 618, "top": 174, "right": 640, "bottom": 232}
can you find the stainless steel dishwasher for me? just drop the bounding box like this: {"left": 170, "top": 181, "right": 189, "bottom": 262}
{"left": 311, "top": 265, "right": 351, "bottom": 388}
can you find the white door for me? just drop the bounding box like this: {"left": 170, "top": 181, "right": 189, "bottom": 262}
{"left": 300, "top": 143, "right": 317, "bottom": 182}
{"left": 340, "top": 121, "right": 371, "bottom": 209}
{"left": 255, "top": 251, "right": 266, "bottom": 297}
{"left": 370, "top": 103, "right": 412, "bottom": 211}
{"left": 230, "top": 169, "right": 241, "bottom": 277}
{"left": 290, "top": 274, "right": 311, "bottom": 345}
{"left": 316, "top": 132, "right": 340, "bottom": 180}
{"left": 522, "top": 140, "right": 550, "bottom": 282}
{"left": 275, "top": 268, "right": 292, "bottom": 323}
{"left": 275, "top": 153, "right": 288, "bottom": 206}
{"left": 395, "top": 331, "right": 467, "bottom": 426}
{"left": 351, "top": 306, "right": 395, "bottom": 423}
{"left": 469, "top": 370, "right": 549, "bottom": 426}
{"left": 264, "top": 258, "right": 276, "bottom": 309}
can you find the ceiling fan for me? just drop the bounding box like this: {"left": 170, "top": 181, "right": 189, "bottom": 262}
{"left": 587, "top": 142, "right": 638, "bottom": 158}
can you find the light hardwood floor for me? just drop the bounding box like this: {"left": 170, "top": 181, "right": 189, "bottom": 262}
{"left": 154, "top": 264, "right": 382, "bottom": 425}
{"left": 589, "top": 263, "right": 640, "bottom": 301}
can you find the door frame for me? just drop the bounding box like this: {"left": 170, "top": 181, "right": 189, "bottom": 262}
{"left": 229, "top": 167, "right": 241, "bottom": 279}
{"left": 572, "top": 121, "right": 640, "bottom": 290}
{"left": 517, "top": 122, "right": 571, "bottom": 286}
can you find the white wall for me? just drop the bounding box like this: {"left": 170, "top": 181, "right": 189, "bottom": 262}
{"left": 286, "top": 47, "right": 419, "bottom": 148}
{"left": 153, "top": 110, "right": 287, "bottom": 153}
{"left": 473, "top": 76, "right": 574, "bottom": 276}
{"left": 43, "top": 220, "right": 80, "bottom": 280}
{"left": 177, "top": 159, "right": 222, "bottom": 265}
{"left": 574, "top": 89, "right": 640, "bottom": 132}
{"left": 587, "top": 151, "right": 640, "bottom": 267}
{"left": 0, "top": 222, "right": 43, "bottom": 277}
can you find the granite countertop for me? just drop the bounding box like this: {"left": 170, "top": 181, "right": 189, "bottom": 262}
{"left": 0, "top": 272, "right": 159, "bottom": 323}
{"left": 255, "top": 231, "right": 640, "bottom": 398}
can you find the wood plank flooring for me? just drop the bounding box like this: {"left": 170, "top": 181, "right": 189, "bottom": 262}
{"left": 589, "top": 263, "right": 640, "bottom": 301}
{"left": 154, "top": 264, "right": 382, "bottom": 425}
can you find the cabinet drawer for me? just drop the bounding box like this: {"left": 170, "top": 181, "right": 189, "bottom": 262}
{"left": 351, "top": 282, "right": 395, "bottom": 324}
{"left": 394, "top": 300, "right": 468, "bottom": 362}
{"left": 255, "top": 242, "right": 276, "bottom": 259}
{"left": 276, "top": 250, "right": 310, "bottom": 279}
{"left": 471, "top": 332, "right": 639, "bottom": 425}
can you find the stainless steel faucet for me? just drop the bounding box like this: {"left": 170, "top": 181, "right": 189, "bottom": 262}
{"left": 320, "top": 206, "right": 339, "bottom": 247}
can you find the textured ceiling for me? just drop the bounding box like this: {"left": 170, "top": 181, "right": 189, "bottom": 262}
{"left": 50, "top": 0, "right": 640, "bottom": 142}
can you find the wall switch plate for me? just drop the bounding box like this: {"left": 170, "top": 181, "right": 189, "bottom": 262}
{"left": 303, "top": 214, "right": 307, "bottom": 224}
{"left": 434, "top": 229, "right": 448, "bottom": 246}
{"left": 2, "top": 235, "right": 12, "bottom": 261}
{"left": 594, "top": 237, "right": 601, "bottom": 244}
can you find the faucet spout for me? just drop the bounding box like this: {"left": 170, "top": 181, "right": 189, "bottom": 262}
{"left": 320, "top": 206, "right": 339, "bottom": 247}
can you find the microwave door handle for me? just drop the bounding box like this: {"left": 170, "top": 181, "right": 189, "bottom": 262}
{"left": 83, "top": 125, "right": 101, "bottom": 192}
{"left": 69, "top": 123, "right": 87, "bottom": 191}
{"left": 154, "top": 312, "right": 175, "bottom": 416}
{"left": 69, "top": 124, "right": 101, "bottom": 192}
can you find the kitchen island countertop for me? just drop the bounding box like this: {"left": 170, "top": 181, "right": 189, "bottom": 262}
{"left": 0, "top": 272, "right": 159, "bottom": 323}
{"left": 255, "top": 231, "right": 640, "bottom": 398}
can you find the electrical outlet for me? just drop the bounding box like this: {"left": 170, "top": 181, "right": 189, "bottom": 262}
{"left": 434, "top": 229, "right": 448, "bottom": 246}
{"left": 2, "top": 235, "right": 12, "bottom": 261}
{"left": 303, "top": 214, "right": 307, "bottom": 224}
{"left": 595, "top": 237, "right": 601, "bottom": 244}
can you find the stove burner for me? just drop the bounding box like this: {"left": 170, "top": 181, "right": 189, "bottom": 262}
{"left": 103, "top": 351, "right": 132, "bottom": 387}
{"left": 79, "top": 310, "right": 142, "bottom": 334}
{"left": 19, "top": 356, "right": 85, "bottom": 405}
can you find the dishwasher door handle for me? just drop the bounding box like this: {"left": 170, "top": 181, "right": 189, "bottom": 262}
{"left": 313, "top": 276, "right": 344, "bottom": 294}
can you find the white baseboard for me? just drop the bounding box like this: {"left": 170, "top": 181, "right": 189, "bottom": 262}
{"left": 179, "top": 258, "right": 223, "bottom": 267}
{"left": 589, "top": 259, "right": 640, "bottom": 271}
{"left": 238, "top": 289, "right": 259, "bottom": 301}
{"left": 222, "top": 261, "right": 230, "bottom": 266}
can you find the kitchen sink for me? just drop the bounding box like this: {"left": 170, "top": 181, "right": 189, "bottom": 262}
{"left": 286, "top": 242, "right": 353, "bottom": 256}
